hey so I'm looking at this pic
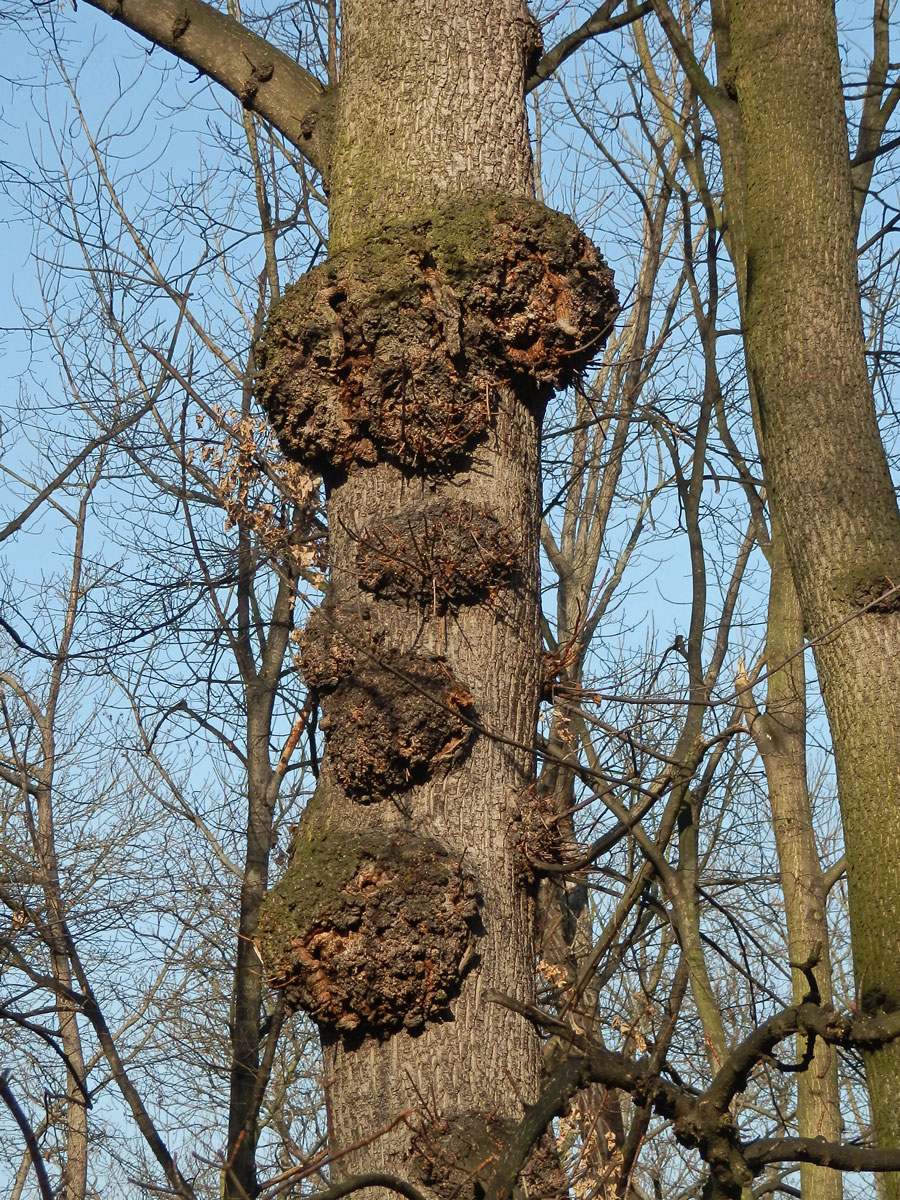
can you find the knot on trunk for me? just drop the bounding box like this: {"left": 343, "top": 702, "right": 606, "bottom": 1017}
{"left": 296, "top": 602, "right": 375, "bottom": 692}
{"left": 356, "top": 499, "right": 520, "bottom": 610}
{"left": 407, "top": 1110, "right": 567, "bottom": 1200}
{"left": 297, "top": 605, "right": 477, "bottom": 799}
{"left": 322, "top": 654, "right": 476, "bottom": 800}
{"left": 511, "top": 783, "right": 571, "bottom": 879}
{"left": 257, "top": 196, "right": 618, "bottom": 477}
{"left": 258, "top": 830, "right": 480, "bottom": 1035}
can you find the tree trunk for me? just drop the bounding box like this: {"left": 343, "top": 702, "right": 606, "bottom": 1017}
{"left": 723, "top": 0, "right": 900, "bottom": 1185}
{"left": 684, "top": 11, "right": 846, "bottom": 1190}
{"left": 226, "top": 697, "right": 278, "bottom": 1199}
{"left": 256, "top": 1, "right": 617, "bottom": 1194}
{"left": 740, "top": 520, "right": 843, "bottom": 1200}
{"left": 35, "top": 781, "right": 88, "bottom": 1200}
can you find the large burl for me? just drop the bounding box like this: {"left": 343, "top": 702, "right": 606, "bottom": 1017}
{"left": 407, "top": 1109, "right": 567, "bottom": 1200}
{"left": 258, "top": 827, "right": 480, "bottom": 1035}
{"left": 256, "top": 196, "right": 618, "bottom": 475}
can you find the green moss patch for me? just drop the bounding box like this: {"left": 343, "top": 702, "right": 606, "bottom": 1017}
{"left": 258, "top": 829, "right": 479, "bottom": 1035}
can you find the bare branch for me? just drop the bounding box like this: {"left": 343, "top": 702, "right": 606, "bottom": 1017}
{"left": 527, "top": 1, "right": 655, "bottom": 92}
{"left": 287, "top": 1175, "right": 426, "bottom": 1200}
{"left": 649, "top": 0, "right": 728, "bottom": 120}
{"left": 0, "top": 1073, "right": 55, "bottom": 1200}
{"left": 81, "top": 0, "right": 331, "bottom": 174}
{"left": 747, "top": 1138, "right": 900, "bottom": 1174}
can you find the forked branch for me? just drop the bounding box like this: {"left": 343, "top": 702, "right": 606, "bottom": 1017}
{"left": 484, "top": 991, "right": 900, "bottom": 1199}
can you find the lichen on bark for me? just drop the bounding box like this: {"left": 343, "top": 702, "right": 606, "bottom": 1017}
{"left": 256, "top": 196, "right": 618, "bottom": 476}
{"left": 258, "top": 827, "right": 480, "bottom": 1035}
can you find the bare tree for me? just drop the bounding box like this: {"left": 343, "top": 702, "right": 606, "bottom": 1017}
{"left": 4, "top": 3, "right": 900, "bottom": 1200}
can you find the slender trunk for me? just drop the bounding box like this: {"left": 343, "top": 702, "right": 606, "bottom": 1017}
{"left": 34, "top": 782, "right": 88, "bottom": 1200}
{"left": 227, "top": 699, "right": 277, "bottom": 1199}
{"left": 740, "top": 521, "right": 842, "bottom": 1200}
{"left": 258, "top": 1, "right": 617, "bottom": 1192}
{"left": 536, "top": 761, "right": 629, "bottom": 1194}
{"left": 225, "top": 251, "right": 297, "bottom": 1194}
{"left": 226, "top": 533, "right": 298, "bottom": 1197}
{"left": 723, "top": 0, "right": 900, "bottom": 1183}
{"left": 694, "top": 16, "right": 845, "bottom": 1191}
{"left": 29, "top": 482, "right": 95, "bottom": 1200}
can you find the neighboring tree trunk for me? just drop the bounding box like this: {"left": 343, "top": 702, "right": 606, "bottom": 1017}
{"left": 34, "top": 779, "right": 88, "bottom": 1200}
{"left": 255, "top": 1, "right": 617, "bottom": 1194}
{"left": 28, "top": 480, "right": 97, "bottom": 1200}
{"left": 645, "top": 8, "right": 848, "bottom": 1189}
{"left": 719, "top": 0, "right": 900, "bottom": 1186}
{"left": 226, "top": 627, "right": 294, "bottom": 1199}
{"left": 226, "top": 328, "right": 300, "bottom": 1198}
{"left": 720, "top": 102, "right": 844, "bottom": 1200}
{"left": 738, "top": 519, "right": 843, "bottom": 1200}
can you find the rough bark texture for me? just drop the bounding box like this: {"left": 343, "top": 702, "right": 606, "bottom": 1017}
{"left": 297, "top": 614, "right": 478, "bottom": 800}
{"left": 256, "top": 1, "right": 618, "bottom": 1194}
{"left": 355, "top": 500, "right": 520, "bottom": 612}
{"left": 723, "top": 0, "right": 900, "bottom": 1185}
{"left": 256, "top": 198, "right": 615, "bottom": 476}
{"left": 326, "top": 0, "right": 536, "bottom": 249}
{"left": 406, "top": 1110, "right": 566, "bottom": 1200}
{"left": 261, "top": 820, "right": 480, "bottom": 1033}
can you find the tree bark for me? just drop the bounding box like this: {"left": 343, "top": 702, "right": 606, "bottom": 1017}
{"left": 739, "top": 520, "right": 843, "bottom": 1200}
{"left": 71, "top": 1, "right": 618, "bottom": 1190}
{"left": 722, "top": 0, "right": 900, "bottom": 1186}
{"left": 651, "top": 10, "right": 848, "bottom": 1191}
